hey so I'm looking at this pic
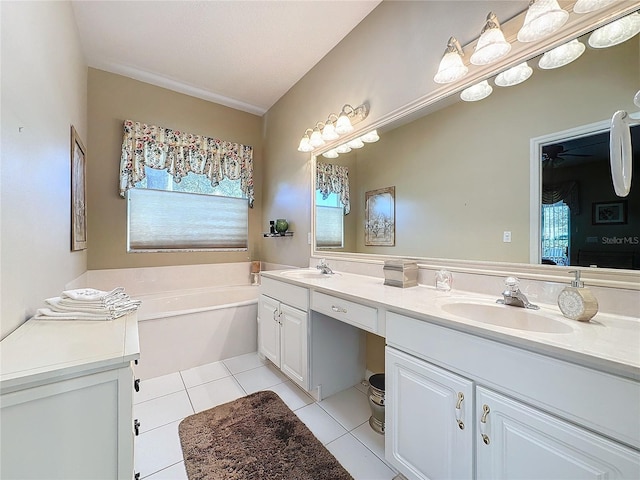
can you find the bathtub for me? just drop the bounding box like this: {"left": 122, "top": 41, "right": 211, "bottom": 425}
{"left": 133, "top": 285, "right": 260, "bottom": 379}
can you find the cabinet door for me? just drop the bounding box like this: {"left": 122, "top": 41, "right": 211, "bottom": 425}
{"left": 258, "top": 295, "right": 280, "bottom": 367}
{"left": 476, "top": 386, "right": 640, "bottom": 480}
{"left": 386, "top": 347, "right": 474, "bottom": 480}
{"left": 280, "top": 304, "right": 308, "bottom": 390}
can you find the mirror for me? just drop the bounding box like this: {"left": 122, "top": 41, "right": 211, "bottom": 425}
{"left": 313, "top": 17, "right": 639, "bottom": 271}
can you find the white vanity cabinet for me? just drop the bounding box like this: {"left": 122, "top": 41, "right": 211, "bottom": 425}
{"left": 386, "top": 347, "right": 473, "bottom": 480}
{"left": 386, "top": 311, "right": 640, "bottom": 480}
{"left": 0, "top": 314, "right": 140, "bottom": 480}
{"left": 259, "top": 277, "right": 309, "bottom": 390}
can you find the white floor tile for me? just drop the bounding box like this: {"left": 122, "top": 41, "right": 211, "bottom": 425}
{"left": 294, "top": 403, "right": 348, "bottom": 445}
{"left": 352, "top": 421, "right": 386, "bottom": 462}
{"left": 326, "top": 433, "right": 397, "bottom": 480}
{"left": 319, "top": 386, "right": 371, "bottom": 431}
{"left": 133, "top": 390, "right": 194, "bottom": 434}
{"left": 134, "top": 372, "right": 185, "bottom": 405}
{"left": 234, "top": 364, "right": 287, "bottom": 394}
{"left": 267, "top": 380, "right": 315, "bottom": 411}
{"left": 222, "top": 351, "right": 267, "bottom": 374}
{"left": 180, "top": 361, "right": 231, "bottom": 389}
{"left": 134, "top": 421, "right": 184, "bottom": 477}
{"left": 187, "top": 376, "right": 245, "bottom": 413}
{"left": 144, "top": 461, "right": 188, "bottom": 480}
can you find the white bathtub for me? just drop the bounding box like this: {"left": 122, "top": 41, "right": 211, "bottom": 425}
{"left": 133, "top": 285, "right": 260, "bottom": 379}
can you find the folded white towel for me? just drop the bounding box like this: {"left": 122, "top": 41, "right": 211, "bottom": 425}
{"left": 61, "top": 287, "right": 125, "bottom": 302}
{"left": 34, "top": 308, "right": 113, "bottom": 321}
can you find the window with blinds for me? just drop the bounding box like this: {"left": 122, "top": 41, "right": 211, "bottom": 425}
{"left": 127, "top": 168, "right": 248, "bottom": 252}
{"left": 315, "top": 191, "right": 344, "bottom": 248}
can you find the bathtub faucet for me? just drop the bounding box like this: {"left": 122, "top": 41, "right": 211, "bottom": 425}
{"left": 316, "top": 259, "right": 334, "bottom": 275}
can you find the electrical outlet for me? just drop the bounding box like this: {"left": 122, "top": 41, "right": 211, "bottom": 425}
{"left": 503, "top": 231, "right": 512, "bottom": 243}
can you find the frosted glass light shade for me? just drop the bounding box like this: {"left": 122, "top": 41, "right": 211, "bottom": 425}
{"left": 335, "top": 114, "right": 354, "bottom": 135}
{"left": 470, "top": 27, "right": 511, "bottom": 65}
{"left": 573, "top": 0, "right": 617, "bottom": 14}
{"left": 538, "top": 39, "right": 585, "bottom": 69}
{"left": 361, "top": 130, "right": 380, "bottom": 143}
{"left": 588, "top": 13, "right": 640, "bottom": 49}
{"left": 335, "top": 144, "right": 352, "bottom": 154}
{"left": 321, "top": 123, "right": 339, "bottom": 141}
{"left": 434, "top": 51, "right": 468, "bottom": 84}
{"left": 346, "top": 138, "right": 364, "bottom": 149}
{"left": 517, "top": 0, "right": 569, "bottom": 42}
{"left": 460, "top": 80, "right": 493, "bottom": 102}
{"left": 495, "top": 62, "right": 533, "bottom": 87}
{"left": 322, "top": 149, "right": 339, "bottom": 159}
{"left": 297, "top": 136, "right": 313, "bottom": 152}
{"left": 309, "top": 129, "right": 325, "bottom": 148}
{"left": 635, "top": 90, "right": 640, "bottom": 108}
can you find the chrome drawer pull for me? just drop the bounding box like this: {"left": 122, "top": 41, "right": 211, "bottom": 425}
{"left": 331, "top": 305, "right": 347, "bottom": 313}
{"left": 455, "top": 392, "right": 465, "bottom": 430}
{"left": 480, "top": 404, "right": 491, "bottom": 445}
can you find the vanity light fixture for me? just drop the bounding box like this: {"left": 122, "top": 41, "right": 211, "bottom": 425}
{"left": 347, "top": 137, "right": 365, "bottom": 149}
{"left": 470, "top": 12, "right": 511, "bottom": 66}
{"left": 361, "top": 130, "right": 380, "bottom": 143}
{"left": 573, "top": 0, "right": 617, "bottom": 14}
{"left": 335, "top": 143, "right": 352, "bottom": 154}
{"left": 495, "top": 62, "right": 533, "bottom": 87}
{"left": 460, "top": 80, "right": 493, "bottom": 102}
{"left": 321, "top": 115, "right": 340, "bottom": 141}
{"left": 538, "top": 38, "right": 586, "bottom": 69}
{"left": 517, "top": 0, "right": 569, "bottom": 43}
{"left": 297, "top": 128, "right": 314, "bottom": 152}
{"left": 588, "top": 12, "right": 640, "bottom": 49}
{"left": 297, "top": 103, "right": 369, "bottom": 152}
{"left": 309, "top": 126, "right": 325, "bottom": 148}
{"left": 433, "top": 36, "right": 468, "bottom": 84}
{"left": 322, "top": 149, "right": 339, "bottom": 159}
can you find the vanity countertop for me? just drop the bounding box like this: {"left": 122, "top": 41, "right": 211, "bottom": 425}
{"left": 261, "top": 270, "right": 640, "bottom": 380}
{"left": 0, "top": 313, "right": 140, "bottom": 393}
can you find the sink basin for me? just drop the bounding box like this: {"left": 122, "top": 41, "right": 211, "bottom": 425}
{"left": 440, "top": 302, "right": 573, "bottom": 334}
{"left": 280, "top": 269, "right": 336, "bottom": 279}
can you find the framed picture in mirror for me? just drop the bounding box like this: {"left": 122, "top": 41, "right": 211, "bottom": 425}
{"left": 592, "top": 201, "right": 627, "bottom": 225}
{"left": 71, "top": 125, "right": 87, "bottom": 251}
{"left": 365, "top": 186, "right": 395, "bottom": 246}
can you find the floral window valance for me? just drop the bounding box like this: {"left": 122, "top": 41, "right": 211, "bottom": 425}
{"left": 316, "top": 162, "right": 350, "bottom": 215}
{"left": 119, "top": 120, "right": 254, "bottom": 207}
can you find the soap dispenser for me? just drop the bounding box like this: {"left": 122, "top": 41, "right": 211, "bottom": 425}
{"left": 557, "top": 270, "right": 598, "bottom": 322}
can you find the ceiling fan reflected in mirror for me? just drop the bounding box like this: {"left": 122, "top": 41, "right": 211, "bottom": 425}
{"left": 541, "top": 138, "right": 607, "bottom": 168}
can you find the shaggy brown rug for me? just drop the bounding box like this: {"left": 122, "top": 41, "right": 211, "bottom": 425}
{"left": 178, "top": 390, "right": 353, "bottom": 480}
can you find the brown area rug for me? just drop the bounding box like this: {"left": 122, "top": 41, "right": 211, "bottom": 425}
{"left": 178, "top": 390, "right": 353, "bottom": 480}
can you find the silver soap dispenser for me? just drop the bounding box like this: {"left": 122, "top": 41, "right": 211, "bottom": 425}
{"left": 557, "top": 270, "right": 599, "bottom": 322}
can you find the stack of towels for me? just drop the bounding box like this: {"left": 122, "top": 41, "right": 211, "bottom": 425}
{"left": 35, "top": 287, "right": 141, "bottom": 321}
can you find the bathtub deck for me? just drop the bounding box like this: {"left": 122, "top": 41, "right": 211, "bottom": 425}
{"left": 133, "top": 352, "right": 397, "bottom": 480}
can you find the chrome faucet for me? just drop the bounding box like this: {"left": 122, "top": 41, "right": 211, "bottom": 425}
{"left": 496, "top": 277, "right": 539, "bottom": 310}
{"left": 316, "top": 259, "right": 334, "bottom": 275}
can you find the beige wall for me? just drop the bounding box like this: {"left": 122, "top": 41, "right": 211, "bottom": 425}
{"left": 86, "top": 69, "right": 263, "bottom": 270}
{"left": 1, "top": 1, "right": 87, "bottom": 339}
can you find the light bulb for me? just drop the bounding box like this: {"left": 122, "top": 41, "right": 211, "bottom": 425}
{"left": 470, "top": 13, "right": 511, "bottom": 66}
{"left": 322, "top": 149, "right": 339, "bottom": 159}
{"left": 309, "top": 128, "right": 325, "bottom": 148}
{"left": 538, "top": 39, "right": 585, "bottom": 69}
{"left": 321, "top": 122, "right": 339, "bottom": 141}
{"left": 335, "top": 144, "right": 352, "bottom": 154}
{"left": 460, "top": 80, "right": 493, "bottom": 102}
{"left": 297, "top": 135, "right": 313, "bottom": 152}
{"left": 517, "top": 0, "right": 569, "bottom": 43}
{"left": 588, "top": 13, "right": 640, "bottom": 49}
{"left": 335, "top": 114, "right": 354, "bottom": 135}
{"left": 434, "top": 37, "right": 468, "bottom": 84}
{"left": 361, "top": 130, "right": 380, "bottom": 143}
{"left": 347, "top": 138, "right": 364, "bottom": 149}
{"left": 495, "top": 62, "right": 533, "bottom": 87}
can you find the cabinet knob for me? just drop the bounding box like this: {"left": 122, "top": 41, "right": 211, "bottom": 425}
{"left": 331, "top": 305, "right": 347, "bottom": 314}
{"left": 134, "top": 378, "right": 141, "bottom": 392}
{"left": 134, "top": 419, "right": 140, "bottom": 436}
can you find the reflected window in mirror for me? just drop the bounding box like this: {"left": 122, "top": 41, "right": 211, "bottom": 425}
{"left": 315, "top": 191, "right": 344, "bottom": 248}
{"left": 540, "top": 125, "right": 639, "bottom": 270}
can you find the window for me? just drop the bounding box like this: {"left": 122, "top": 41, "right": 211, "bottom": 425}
{"left": 541, "top": 201, "right": 569, "bottom": 265}
{"left": 315, "top": 191, "right": 344, "bottom": 248}
{"left": 127, "top": 167, "right": 248, "bottom": 252}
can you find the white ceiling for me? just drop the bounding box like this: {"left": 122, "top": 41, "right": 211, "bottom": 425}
{"left": 71, "top": 0, "right": 382, "bottom": 116}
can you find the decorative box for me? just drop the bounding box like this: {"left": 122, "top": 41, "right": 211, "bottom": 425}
{"left": 383, "top": 260, "right": 418, "bottom": 288}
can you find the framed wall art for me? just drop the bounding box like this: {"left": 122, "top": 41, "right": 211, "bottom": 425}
{"left": 592, "top": 201, "right": 627, "bottom": 225}
{"left": 365, "top": 186, "right": 395, "bottom": 246}
{"left": 71, "top": 125, "right": 87, "bottom": 251}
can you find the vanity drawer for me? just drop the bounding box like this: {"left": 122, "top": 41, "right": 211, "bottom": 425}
{"left": 311, "top": 292, "right": 378, "bottom": 333}
{"left": 261, "top": 277, "right": 309, "bottom": 311}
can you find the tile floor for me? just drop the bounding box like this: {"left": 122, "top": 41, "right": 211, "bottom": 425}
{"left": 133, "top": 352, "right": 398, "bottom": 480}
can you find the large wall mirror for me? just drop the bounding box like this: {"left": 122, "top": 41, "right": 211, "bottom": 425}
{"left": 313, "top": 6, "right": 640, "bottom": 278}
